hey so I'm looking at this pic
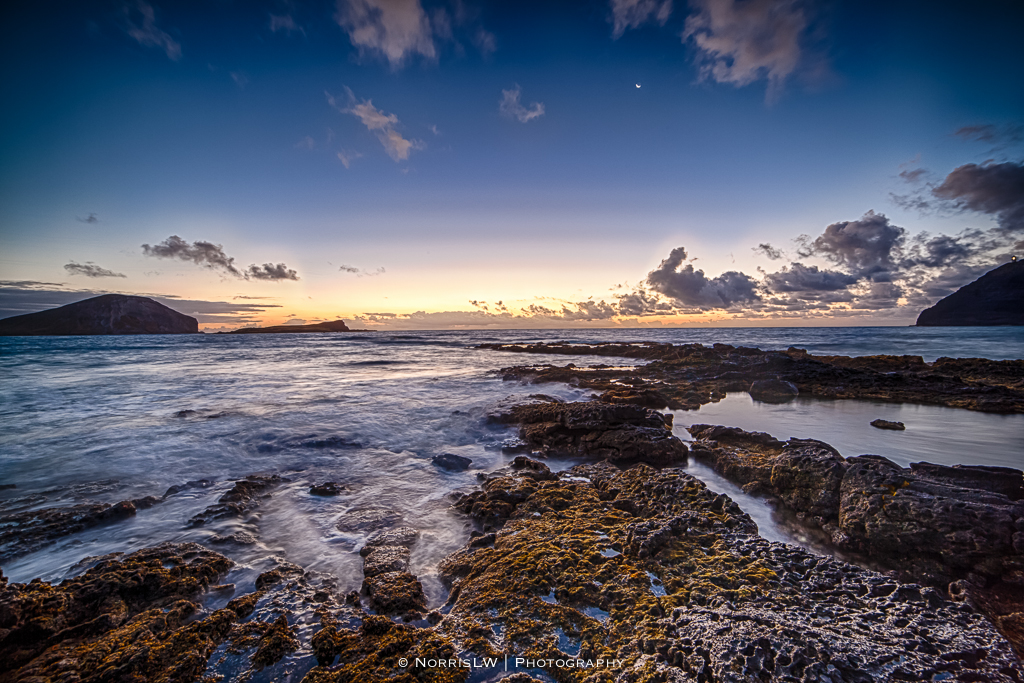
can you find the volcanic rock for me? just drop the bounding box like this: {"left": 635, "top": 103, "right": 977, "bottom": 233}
{"left": 0, "top": 500, "right": 138, "bottom": 563}
{"left": 492, "top": 401, "right": 687, "bottom": 466}
{"left": 870, "top": 418, "right": 906, "bottom": 430}
{"left": 431, "top": 453, "right": 473, "bottom": 471}
{"left": 687, "top": 423, "right": 1024, "bottom": 655}
{"left": 748, "top": 378, "right": 799, "bottom": 402}
{"left": 483, "top": 342, "right": 1024, "bottom": 413}
{"left": 0, "top": 294, "right": 198, "bottom": 336}
{"left": 916, "top": 259, "right": 1024, "bottom": 326}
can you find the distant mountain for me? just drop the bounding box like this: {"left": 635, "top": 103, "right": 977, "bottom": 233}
{"left": 916, "top": 260, "right": 1024, "bottom": 326}
{"left": 0, "top": 294, "right": 198, "bottom": 336}
{"left": 226, "top": 320, "right": 352, "bottom": 334}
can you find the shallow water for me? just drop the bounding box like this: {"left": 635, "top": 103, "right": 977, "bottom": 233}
{"left": 1, "top": 327, "right": 1021, "bottom": 594}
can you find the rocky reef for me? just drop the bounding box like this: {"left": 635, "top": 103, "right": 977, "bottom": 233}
{"left": 2, "top": 459, "right": 1020, "bottom": 682}
{"left": 0, "top": 294, "right": 198, "bottom": 336}
{"left": 687, "top": 423, "right": 1024, "bottom": 657}
{"left": 481, "top": 341, "right": 1024, "bottom": 413}
{"left": 489, "top": 400, "right": 688, "bottom": 467}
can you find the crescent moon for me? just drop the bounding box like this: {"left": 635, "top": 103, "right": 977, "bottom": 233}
{"left": 636, "top": 83, "right": 641, "bottom": 88}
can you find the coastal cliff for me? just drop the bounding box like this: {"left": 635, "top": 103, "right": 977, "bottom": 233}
{"left": 226, "top": 320, "right": 352, "bottom": 334}
{"left": 916, "top": 260, "right": 1024, "bottom": 326}
{"left": 0, "top": 294, "right": 198, "bottom": 336}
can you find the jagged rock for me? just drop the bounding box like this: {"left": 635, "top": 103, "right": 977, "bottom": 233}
{"left": 687, "top": 423, "right": 1024, "bottom": 656}
{"left": 310, "top": 482, "right": 345, "bottom": 496}
{"left": 748, "top": 378, "right": 799, "bottom": 402}
{"left": 361, "top": 526, "right": 419, "bottom": 555}
{"left": 335, "top": 508, "right": 402, "bottom": 533}
{"left": 482, "top": 341, "right": 1024, "bottom": 413}
{"left": 870, "top": 418, "right": 906, "bottom": 430}
{"left": 361, "top": 571, "right": 427, "bottom": 615}
{"left": 189, "top": 474, "right": 283, "bottom": 526}
{"left": 0, "top": 543, "right": 237, "bottom": 680}
{"left": 493, "top": 401, "right": 687, "bottom": 466}
{"left": 0, "top": 500, "right": 138, "bottom": 563}
{"left": 431, "top": 453, "right": 473, "bottom": 471}
{"left": 362, "top": 546, "right": 411, "bottom": 577}
{"left": 0, "top": 294, "right": 198, "bottom": 336}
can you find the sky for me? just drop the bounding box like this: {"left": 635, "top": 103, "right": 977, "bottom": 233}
{"left": 1, "top": 0, "right": 1022, "bottom": 330}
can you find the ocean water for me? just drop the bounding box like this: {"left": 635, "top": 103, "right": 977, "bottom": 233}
{"left": 1, "top": 327, "right": 1022, "bottom": 599}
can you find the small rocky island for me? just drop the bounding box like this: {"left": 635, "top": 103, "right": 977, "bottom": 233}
{"left": 226, "top": 320, "right": 354, "bottom": 334}
{"left": 916, "top": 259, "right": 1024, "bottom": 326}
{"left": 0, "top": 294, "right": 198, "bottom": 336}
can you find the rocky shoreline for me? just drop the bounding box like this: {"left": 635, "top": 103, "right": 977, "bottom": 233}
{"left": 1, "top": 396, "right": 1022, "bottom": 681}
{"left": 481, "top": 341, "right": 1024, "bottom": 413}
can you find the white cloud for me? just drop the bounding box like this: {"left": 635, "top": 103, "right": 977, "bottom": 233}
{"left": 610, "top": 0, "right": 673, "bottom": 39}
{"left": 683, "top": 0, "right": 808, "bottom": 102}
{"left": 337, "top": 150, "right": 363, "bottom": 168}
{"left": 499, "top": 85, "right": 545, "bottom": 123}
{"left": 335, "top": 0, "right": 435, "bottom": 68}
{"left": 328, "top": 89, "right": 423, "bottom": 162}
{"left": 269, "top": 14, "right": 303, "bottom": 35}
{"left": 124, "top": 0, "right": 181, "bottom": 61}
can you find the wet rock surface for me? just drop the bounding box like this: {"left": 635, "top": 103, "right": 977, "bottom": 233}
{"left": 188, "top": 474, "right": 284, "bottom": 526}
{"left": 0, "top": 500, "right": 138, "bottom": 563}
{"left": 491, "top": 401, "right": 688, "bottom": 466}
{"left": 687, "top": 422, "right": 1024, "bottom": 657}
{"left": 870, "top": 418, "right": 905, "bottom": 430}
{"left": 481, "top": 341, "right": 1024, "bottom": 413}
{"left": 1, "top": 461, "right": 1021, "bottom": 682}
{"left": 432, "top": 453, "right": 473, "bottom": 470}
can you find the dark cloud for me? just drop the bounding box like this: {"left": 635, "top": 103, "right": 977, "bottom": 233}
{"left": 932, "top": 161, "right": 1024, "bottom": 233}
{"left": 797, "top": 211, "right": 904, "bottom": 281}
{"left": 340, "top": 264, "right": 385, "bottom": 277}
{"left": 646, "top": 247, "right": 761, "bottom": 309}
{"left": 245, "top": 263, "right": 299, "bottom": 281}
{"left": 77, "top": 213, "right": 99, "bottom": 224}
{"left": 763, "top": 263, "right": 857, "bottom": 292}
{"left": 141, "top": 235, "right": 300, "bottom": 281}
{"left": 753, "top": 243, "right": 783, "bottom": 260}
{"left": 952, "top": 124, "right": 1022, "bottom": 147}
{"left": 898, "top": 168, "right": 927, "bottom": 184}
{"left": 64, "top": 262, "right": 127, "bottom": 279}
{"left": 142, "top": 235, "right": 242, "bottom": 276}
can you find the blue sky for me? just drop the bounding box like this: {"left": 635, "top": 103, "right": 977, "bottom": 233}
{"left": 1, "top": 0, "right": 1022, "bottom": 329}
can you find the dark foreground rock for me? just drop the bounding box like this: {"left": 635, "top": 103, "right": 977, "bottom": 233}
{"left": 0, "top": 294, "right": 198, "bottom": 336}
{"left": 870, "top": 418, "right": 905, "bottom": 430}
{"left": 687, "top": 423, "right": 1024, "bottom": 657}
{"left": 3, "top": 462, "right": 1022, "bottom": 682}
{"left": 491, "top": 401, "right": 688, "bottom": 466}
{"left": 916, "top": 259, "right": 1024, "bottom": 326}
{"left": 482, "top": 341, "right": 1024, "bottom": 413}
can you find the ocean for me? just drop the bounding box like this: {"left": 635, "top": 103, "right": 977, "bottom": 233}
{"left": 2, "top": 326, "right": 1023, "bottom": 602}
